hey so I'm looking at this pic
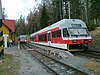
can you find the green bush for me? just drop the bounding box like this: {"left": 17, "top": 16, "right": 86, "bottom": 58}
{"left": 87, "top": 24, "right": 96, "bottom": 31}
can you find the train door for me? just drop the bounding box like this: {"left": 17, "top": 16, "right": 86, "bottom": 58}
{"left": 63, "top": 28, "right": 70, "bottom": 50}
{"left": 47, "top": 31, "right": 51, "bottom": 45}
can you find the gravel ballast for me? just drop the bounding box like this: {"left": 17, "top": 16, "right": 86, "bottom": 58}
{"left": 5, "top": 45, "right": 51, "bottom": 75}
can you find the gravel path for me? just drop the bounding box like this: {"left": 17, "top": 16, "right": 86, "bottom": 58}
{"left": 5, "top": 45, "right": 51, "bottom": 75}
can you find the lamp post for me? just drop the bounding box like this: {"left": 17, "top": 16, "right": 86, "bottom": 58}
{"left": 0, "top": 0, "right": 4, "bottom": 56}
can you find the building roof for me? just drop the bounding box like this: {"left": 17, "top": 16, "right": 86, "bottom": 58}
{"left": 3, "top": 20, "right": 15, "bottom": 32}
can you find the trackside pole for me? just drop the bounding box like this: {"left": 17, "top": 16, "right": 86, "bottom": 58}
{"left": 68, "top": 1, "right": 70, "bottom": 19}
{"left": 0, "top": 0, "right": 4, "bottom": 56}
{"left": 18, "top": 41, "right": 20, "bottom": 49}
{"left": 3, "top": 34, "right": 8, "bottom": 48}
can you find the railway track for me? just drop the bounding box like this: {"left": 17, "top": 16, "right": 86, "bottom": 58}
{"left": 73, "top": 50, "right": 100, "bottom": 61}
{"left": 28, "top": 43, "right": 100, "bottom": 60}
{"left": 20, "top": 43, "right": 94, "bottom": 75}
{"left": 84, "top": 50, "right": 100, "bottom": 59}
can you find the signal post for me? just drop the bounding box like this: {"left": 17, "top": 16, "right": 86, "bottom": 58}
{"left": 0, "top": 0, "right": 4, "bottom": 56}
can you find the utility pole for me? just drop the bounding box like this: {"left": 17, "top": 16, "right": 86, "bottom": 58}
{"left": 65, "top": 0, "right": 71, "bottom": 19}
{"left": 0, "top": 0, "right": 4, "bottom": 56}
{"left": 68, "top": 1, "right": 70, "bottom": 19}
{"left": 60, "top": 0, "right": 63, "bottom": 19}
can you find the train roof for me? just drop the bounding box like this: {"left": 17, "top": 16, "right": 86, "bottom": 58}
{"left": 30, "top": 19, "right": 87, "bottom": 36}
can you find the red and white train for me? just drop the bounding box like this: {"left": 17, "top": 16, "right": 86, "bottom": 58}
{"left": 18, "top": 35, "right": 27, "bottom": 44}
{"left": 30, "top": 19, "right": 92, "bottom": 51}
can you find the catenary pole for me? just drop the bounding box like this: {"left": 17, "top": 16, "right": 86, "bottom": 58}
{"left": 0, "top": 0, "right": 4, "bottom": 56}
{"left": 68, "top": 1, "right": 70, "bottom": 19}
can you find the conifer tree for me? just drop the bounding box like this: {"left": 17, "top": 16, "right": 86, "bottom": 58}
{"left": 90, "top": 0, "right": 100, "bottom": 24}
{"left": 40, "top": 3, "right": 48, "bottom": 29}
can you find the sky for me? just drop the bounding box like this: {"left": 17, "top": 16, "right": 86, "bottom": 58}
{"left": 2, "top": 0, "right": 41, "bottom": 20}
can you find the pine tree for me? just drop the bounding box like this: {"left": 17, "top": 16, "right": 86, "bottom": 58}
{"left": 52, "top": 0, "right": 61, "bottom": 21}
{"left": 90, "top": 0, "right": 100, "bottom": 24}
{"left": 40, "top": 3, "right": 48, "bottom": 29}
{"left": 15, "top": 15, "right": 26, "bottom": 36}
{"left": 26, "top": 10, "right": 37, "bottom": 34}
{"left": 70, "top": 0, "right": 82, "bottom": 19}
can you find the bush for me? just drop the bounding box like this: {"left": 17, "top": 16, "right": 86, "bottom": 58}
{"left": 87, "top": 24, "right": 96, "bottom": 31}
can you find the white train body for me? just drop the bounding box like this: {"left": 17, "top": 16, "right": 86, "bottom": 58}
{"left": 30, "top": 19, "right": 92, "bottom": 51}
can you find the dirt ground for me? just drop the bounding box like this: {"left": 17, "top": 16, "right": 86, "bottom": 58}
{"left": 89, "top": 26, "right": 100, "bottom": 50}
{"left": 0, "top": 45, "right": 51, "bottom": 75}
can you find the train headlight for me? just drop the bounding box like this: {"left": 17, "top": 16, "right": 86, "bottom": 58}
{"left": 73, "top": 40, "right": 77, "bottom": 43}
{"left": 88, "top": 39, "right": 91, "bottom": 42}
{"left": 25, "top": 40, "right": 27, "bottom": 42}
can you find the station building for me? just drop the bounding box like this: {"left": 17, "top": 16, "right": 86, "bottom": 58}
{"left": 2, "top": 20, "right": 15, "bottom": 43}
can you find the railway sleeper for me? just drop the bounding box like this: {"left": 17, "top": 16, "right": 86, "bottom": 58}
{"left": 50, "top": 52, "right": 55, "bottom": 55}
{"left": 58, "top": 52, "right": 68, "bottom": 58}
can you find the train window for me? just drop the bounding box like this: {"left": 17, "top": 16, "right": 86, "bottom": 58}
{"left": 71, "top": 24, "right": 81, "bottom": 27}
{"left": 63, "top": 28, "right": 69, "bottom": 37}
{"left": 52, "top": 30, "right": 61, "bottom": 38}
{"left": 48, "top": 33, "right": 51, "bottom": 41}
{"left": 44, "top": 34, "right": 47, "bottom": 41}
{"left": 32, "top": 36, "right": 36, "bottom": 41}
{"left": 52, "top": 32, "right": 55, "bottom": 37}
{"left": 52, "top": 31, "right": 56, "bottom": 37}
{"left": 39, "top": 34, "right": 47, "bottom": 41}
{"left": 57, "top": 30, "right": 61, "bottom": 37}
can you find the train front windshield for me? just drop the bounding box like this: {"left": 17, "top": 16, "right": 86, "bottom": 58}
{"left": 19, "top": 35, "right": 27, "bottom": 40}
{"left": 68, "top": 28, "right": 89, "bottom": 36}
{"left": 20, "top": 37, "right": 26, "bottom": 40}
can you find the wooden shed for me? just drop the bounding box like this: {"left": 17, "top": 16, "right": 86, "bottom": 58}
{"left": 2, "top": 20, "right": 15, "bottom": 43}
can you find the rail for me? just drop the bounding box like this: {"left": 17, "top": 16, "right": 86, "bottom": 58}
{"left": 21, "top": 43, "right": 94, "bottom": 75}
